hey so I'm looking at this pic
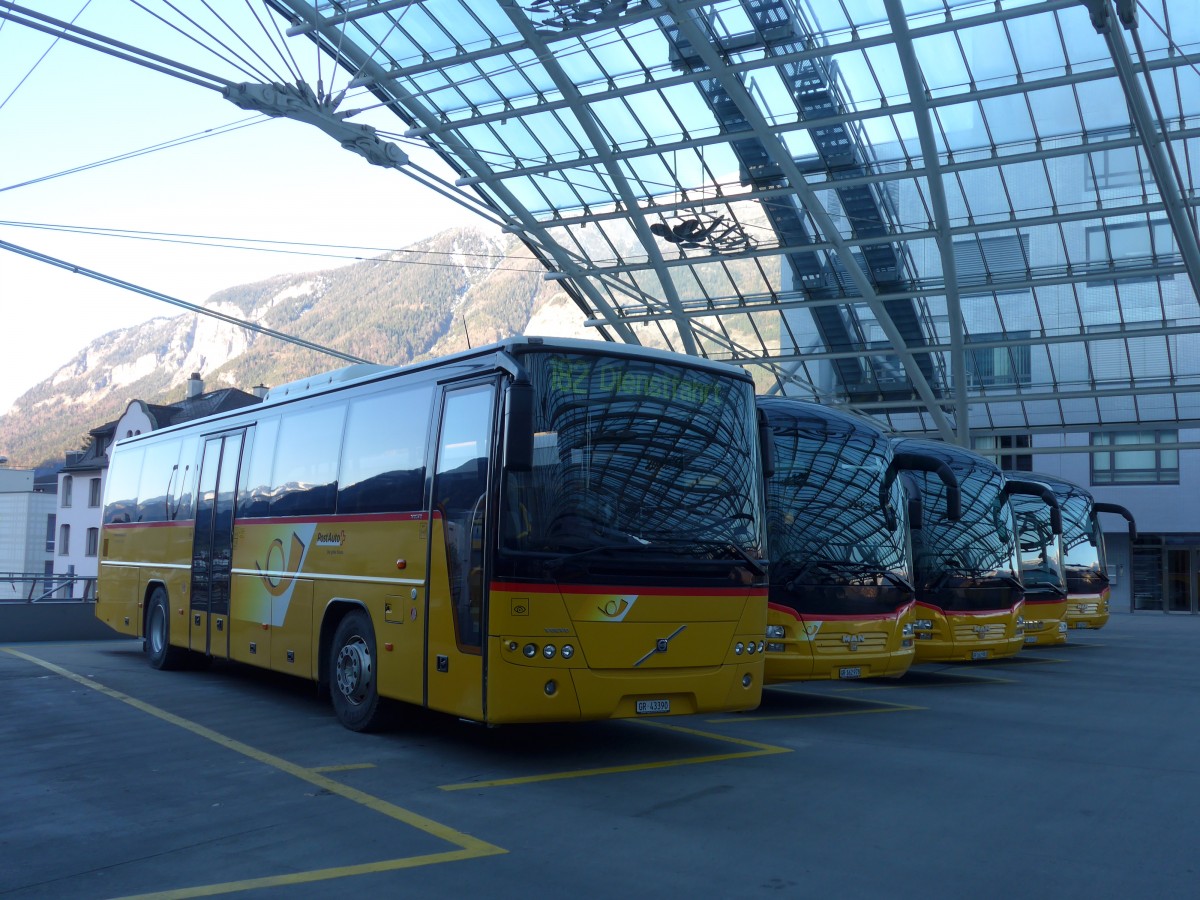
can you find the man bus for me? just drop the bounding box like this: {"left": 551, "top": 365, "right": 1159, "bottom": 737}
{"left": 758, "top": 399, "right": 958, "bottom": 682}
{"left": 97, "top": 337, "right": 769, "bottom": 730}
{"left": 1011, "top": 473, "right": 1136, "bottom": 632}
{"left": 892, "top": 439, "right": 1061, "bottom": 661}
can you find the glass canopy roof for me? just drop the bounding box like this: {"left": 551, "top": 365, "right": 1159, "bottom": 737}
{"left": 41, "top": 0, "right": 1200, "bottom": 443}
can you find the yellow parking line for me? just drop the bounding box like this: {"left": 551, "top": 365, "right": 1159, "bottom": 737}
{"left": 2, "top": 648, "right": 505, "bottom": 897}
{"left": 310, "top": 763, "right": 377, "bottom": 773}
{"left": 440, "top": 719, "right": 790, "bottom": 791}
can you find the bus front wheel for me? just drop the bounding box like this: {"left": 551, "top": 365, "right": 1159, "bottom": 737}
{"left": 329, "top": 610, "right": 386, "bottom": 732}
{"left": 146, "top": 587, "right": 185, "bottom": 671}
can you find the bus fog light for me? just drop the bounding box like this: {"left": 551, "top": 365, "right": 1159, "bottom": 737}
{"left": 1058, "top": 621, "right": 1068, "bottom": 633}
{"left": 742, "top": 674, "right": 753, "bottom": 688}
{"left": 735, "top": 642, "right": 744, "bottom": 655}
{"left": 545, "top": 680, "right": 557, "bottom": 696}
{"left": 523, "top": 643, "right": 538, "bottom": 658}
{"left": 561, "top": 644, "right": 574, "bottom": 659}
{"left": 508, "top": 641, "right": 518, "bottom": 651}
{"left": 766, "top": 625, "right": 786, "bottom": 639}
{"left": 542, "top": 644, "right": 557, "bottom": 659}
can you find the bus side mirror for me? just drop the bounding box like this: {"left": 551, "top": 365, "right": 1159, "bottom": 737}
{"left": 504, "top": 380, "right": 534, "bottom": 472}
{"left": 757, "top": 409, "right": 776, "bottom": 480}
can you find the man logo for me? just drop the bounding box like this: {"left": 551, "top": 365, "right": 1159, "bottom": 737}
{"left": 842, "top": 633, "right": 866, "bottom": 651}
{"left": 973, "top": 624, "right": 990, "bottom": 639}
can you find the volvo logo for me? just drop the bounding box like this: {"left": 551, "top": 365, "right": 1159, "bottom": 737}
{"left": 842, "top": 633, "right": 866, "bottom": 651}
{"left": 634, "top": 625, "right": 686, "bottom": 667}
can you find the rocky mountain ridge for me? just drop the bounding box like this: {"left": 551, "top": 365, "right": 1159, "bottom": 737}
{"left": 1, "top": 226, "right": 593, "bottom": 468}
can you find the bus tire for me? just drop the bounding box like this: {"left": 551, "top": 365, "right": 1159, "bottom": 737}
{"left": 329, "top": 610, "right": 386, "bottom": 732}
{"left": 146, "top": 586, "right": 186, "bottom": 671}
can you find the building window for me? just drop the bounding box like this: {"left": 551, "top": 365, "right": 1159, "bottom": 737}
{"left": 972, "top": 434, "right": 1033, "bottom": 472}
{"left": 965, "top": 332, "right": 1032, "bottom": 388}
{"left": 1091, "top": 430, "right": 1179, "bottom": 485}
{"left": 45, "top": 514, "right": 56, "bottom": 553}
{"left": 61, "top": 475, "right": 73, "bottom": 508}
{"left": 59, "top": 524, "right": 70, "bottom": 556}
{"left": 1085, "top": 218, "right": 1175, "bottom": 285}
{"left": 89, "top": 477, "right": 102, "bottom": 507}
{"left": 85, "top": 528, "right": 99, "bottom": 558}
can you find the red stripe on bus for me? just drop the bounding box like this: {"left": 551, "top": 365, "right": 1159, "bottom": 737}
{"left": 104, "top": 510, "right": 436, "bottom": 529}
{"left": 491, "top": 580, "right": 767, "bottom": 598}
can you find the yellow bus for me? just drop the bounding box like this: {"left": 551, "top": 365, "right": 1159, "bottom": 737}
{"left": 1005, "top": 485, "right": 1069, "bottom": 646}
{"left": 1016, "top": 474, "right": 1136, "bottom": 632}
{"left": 893, "top": 439, "right": 1057, "bottom": 662}
{"left": 97, "top": 338, "right": 769, "bottom": 730}
{"left": 759, "top": 399, "right": 959, "bottom": 682}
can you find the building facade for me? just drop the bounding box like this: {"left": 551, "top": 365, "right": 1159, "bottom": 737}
{"left": 0, "top": 467, "right": 56, "bottom": 600}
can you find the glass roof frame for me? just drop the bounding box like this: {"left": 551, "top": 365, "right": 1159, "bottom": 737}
{"left": 264, "top": 0, "right": 1200, "bottom": 443}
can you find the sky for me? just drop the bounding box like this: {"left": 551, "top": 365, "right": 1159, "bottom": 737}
{"left": 0, "top": 1, "right": 488, "bottom": 424}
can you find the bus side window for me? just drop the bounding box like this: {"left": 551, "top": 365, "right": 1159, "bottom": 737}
{"left": 338, "top": 384, "right": 432, "bottom": 514}
{"left": 238, "top": 418, "right": 278, "bottom": 518}
{"left": 170, "top": 435, "right": 200, "bottom": 521}
{"left": 103, "top": 446, "right": 146, "bottom": 526}
{"left": 137, "top": 438, "right": 184, "bottom": 524}
{"left": 270, "top": 403, "right": 346, "bottom": 518}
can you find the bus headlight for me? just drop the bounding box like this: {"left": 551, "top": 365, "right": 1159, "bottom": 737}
{"left": 523, "top": 643, "right": 538, "bottom": 658}
{"left": 902, "top": 622, "right": 915, "bottom": 638}
{"left": 1058, "top": 621, "right": 1068, "bottom": 633}
{"left": 766, "top": 643, "right": 785, "bottom": 653}
{"left": 746, "top": 642, "right": 756, "bottom": 654}
{"left": 766, "top": 625, "right": 786, "bottom": 639}
{"left": 734, "top": 642, "right": 744, "bottom": 655}
{"left": 542, "top": 644, "right": 557, "bottom": 659}
{"left": 561, "top": 644, "right": 574, "bottom": 659}
{"left": 758, "top": 641, "right": 765, "bottom": 653}
{"left": 913, "top": 619, "right": 933, "bottom": 630}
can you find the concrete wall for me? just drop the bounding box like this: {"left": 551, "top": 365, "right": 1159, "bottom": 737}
{"left": 0, "top": 602, "right": 130, "bottom": 643}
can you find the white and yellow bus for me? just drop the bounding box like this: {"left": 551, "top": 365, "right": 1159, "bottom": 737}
{"left": 893, "top": 439, "right": 1058, "bottom": 661}
{"left": 1016, "top": 474, "right": 1135, "bottom": 632}
{"left": 1005, "top": 484, "right": 1069, "bottom": 646}
{"left": 97, "top": 338, "right": 770, "bottom": 729}
{"left": 758, "top": 399, "right": 960, "bottom": 682}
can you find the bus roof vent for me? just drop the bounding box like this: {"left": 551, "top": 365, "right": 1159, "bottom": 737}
{"left": 263, "top": 363, "right": 391, "bottom": 401}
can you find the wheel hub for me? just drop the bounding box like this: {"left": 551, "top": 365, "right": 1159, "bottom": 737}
{"left": 335, "top": 638, "right": 373, "bottom": 706}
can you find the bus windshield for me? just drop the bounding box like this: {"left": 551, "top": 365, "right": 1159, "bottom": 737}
{"left": 499, "top": 352, "right": 764, "bottom": 583}
{"left": 768, "top": 418, "right": 912, "bottom": 616}
{"left": 911, "top": 463, "right": 1023, "bottom": 611}
{"left": 1009, "top": 494, "right": 1068, "bottom": 599}
{"left": 1060, "top": 492, "right": 1108, "bottom": 593}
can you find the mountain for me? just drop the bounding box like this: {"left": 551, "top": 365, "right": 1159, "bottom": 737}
{"left": 0, "top": 226, "right": 593, "bottom": 468}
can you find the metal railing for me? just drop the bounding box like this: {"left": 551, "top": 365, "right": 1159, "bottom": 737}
{"left": 0, "top": 574, "right": 97, "bottom": 603}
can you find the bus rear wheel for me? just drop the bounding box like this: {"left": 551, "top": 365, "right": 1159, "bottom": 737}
{"left": 330, "top": 610, "right": 387, "bottom": 732}
{"left": 146, "top": 587, "right": 186, "bottom": 671}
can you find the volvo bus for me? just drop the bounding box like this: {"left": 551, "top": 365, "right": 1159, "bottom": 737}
{"left": 893, "top": 439, "right": 1062, "bottom": 661}
{"left": 96, "top": 338, "right": 769, "bottom": 730}
{"left": 758, "top": 399, "right": 961, "bottom": 682}
{"left": 1013, "top": 473, "right": 1136, "bottom": 632}
{"left": 1005, "top": 485, "right": 1070, "bottom": 646}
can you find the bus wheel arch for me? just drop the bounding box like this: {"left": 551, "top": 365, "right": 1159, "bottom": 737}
{"left": 145, "top": 583, "right": 185, "bottom": 670}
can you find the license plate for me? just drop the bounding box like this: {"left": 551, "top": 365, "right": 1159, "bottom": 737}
{"left": 1075, "top": 622, "right": 1090, "bottom": 629}
{"left": 838, "top": 667, "right": 862, "bottom": 679}
{"left": 636, "top": 699, "right": 670, "bottom": 714}
{"left": 1024, "top": 636, "right": 1037, "bottom": 643}
{"left": 971, "top": 650, "right": 989, "bottom": 660}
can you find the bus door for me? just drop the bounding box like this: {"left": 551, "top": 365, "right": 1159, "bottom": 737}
{"left": 425, "top": 381, "right": 496, "bottom": 719}
{"left": 190, "top": 430, "right": 245, "bottom": 658}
